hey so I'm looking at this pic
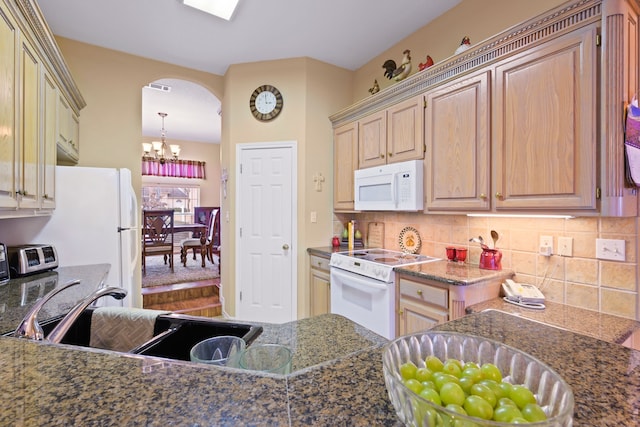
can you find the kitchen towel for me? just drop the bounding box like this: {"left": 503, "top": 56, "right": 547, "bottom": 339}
{"left": 624, "top": 95, "right": 640, "bottom": 186}
{"left": 89, "top": 307, "right": 169, "bottom": 352}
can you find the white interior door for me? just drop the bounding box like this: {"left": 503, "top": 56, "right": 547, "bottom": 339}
{"left": 236, "top": 142, "right": 297, "bottom": 323}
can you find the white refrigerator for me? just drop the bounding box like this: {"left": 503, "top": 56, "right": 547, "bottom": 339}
{"left": 0, "top": 166, "right": 141, "bottom": 308}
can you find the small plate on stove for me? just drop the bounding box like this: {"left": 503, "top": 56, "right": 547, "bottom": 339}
{"left": 398, "top": 226, "right": 421, "bottom": 254}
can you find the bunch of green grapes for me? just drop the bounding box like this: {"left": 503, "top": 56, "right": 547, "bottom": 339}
{"left": 398, "top": 355, "right": 547, "bottom": 425}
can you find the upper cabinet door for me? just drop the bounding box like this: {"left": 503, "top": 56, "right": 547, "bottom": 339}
{"left": 425, "top": 70, "right": 491, "bottom": 211}
{"left": 358, "top": 110, "right": 386, "bottom": 168}
{"left": 493, "top": 24, "right": 597, "bottom": 211}
{"left": 0, "top": 7, "right": 18, "bottom": 209}
{"left": 334, "top": 121, "right": 358, "bottom": 211}
{"left": 387, "top": 95, "right": 425, "bottom": 164}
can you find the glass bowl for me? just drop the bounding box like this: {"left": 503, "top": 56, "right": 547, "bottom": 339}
{"left": 382, "top": 332, "right": 574, "bottom": 426}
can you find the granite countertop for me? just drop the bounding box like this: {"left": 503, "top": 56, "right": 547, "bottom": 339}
{"left": 307, "top": 247, "right": 514, "bottom": 286}
{"left": 0, "top": 264, "right": 111, "bottom": 335}
{"left": 467, "top": 297, "right": 640, "bottom": 346}
{"left": 1, "top": 310, "right": 639, "bottom": 425}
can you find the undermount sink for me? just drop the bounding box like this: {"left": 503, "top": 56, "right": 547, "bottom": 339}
{"left": 28, "top": 308, "right": 263, "bottom": 362}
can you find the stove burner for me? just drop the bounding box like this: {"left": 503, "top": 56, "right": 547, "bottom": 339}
{"left": 352, "top": 252, "right": 368, "bottom": 257}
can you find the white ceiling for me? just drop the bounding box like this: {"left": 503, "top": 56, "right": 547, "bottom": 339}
{"left": 37, "top": 0, "right": 461, "bottom": 144}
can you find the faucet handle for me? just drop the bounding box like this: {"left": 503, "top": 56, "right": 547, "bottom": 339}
{"left": 13, "top": 280, "right": 81, "bottom": 340}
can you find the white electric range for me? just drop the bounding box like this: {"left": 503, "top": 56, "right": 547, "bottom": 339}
{"left": 329, "top": 248, "right": 439, "bottom": 339}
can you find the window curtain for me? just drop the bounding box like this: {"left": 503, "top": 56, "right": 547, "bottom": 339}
{"left": 142, "top": 159, "right": 206, "bottom": 179}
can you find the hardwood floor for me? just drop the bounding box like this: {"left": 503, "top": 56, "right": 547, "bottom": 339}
{"left": 142, "top": 277, "right": 222, "bottom": 317}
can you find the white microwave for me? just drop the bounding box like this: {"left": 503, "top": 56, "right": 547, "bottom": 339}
{"left": 354, "top": 160, "right": 424, "bottom": 211}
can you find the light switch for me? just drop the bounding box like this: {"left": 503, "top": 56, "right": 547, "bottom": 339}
{"left": 310, "top": 211, "right": 317, "bottom": 223}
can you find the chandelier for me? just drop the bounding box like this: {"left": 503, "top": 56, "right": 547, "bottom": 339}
{"left": 142, "top": 112, "right": 180, "bottom": 164}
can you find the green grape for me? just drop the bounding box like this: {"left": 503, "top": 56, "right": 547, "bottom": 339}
{"left": 400, "top": 361, "right": 418, "bottom": 380}
{"left": 443, "top": 360, "right": 463, "bottom": 378}
{"left": 434, "top": 372, "right": 461, "bottom": 390}
{"left": 509, "top": 385, "right": 537, "bottom": 409}
{"left": 478, "top": 379, "right": 507, "bottom": 400}
{"left": 461, "top": 367, "right": 483, "bottom": 383}
{"left": 497, "top": 397, "right": 518, "bottom": 408}
{"left": 498, "top": 381, "right": 513, "bottom": 398}
{"left": 463, "top": 395, "right": 494, "bottom": 420}
{"left": 492, "top": 404, "right": 523, "bottom": 422}
{"left": 421, "top": 380, "right": 436, "bottom": 390}
{"left": 419, "top": 387, "right": 442, "bottom": 406}
{"left": 470, "top": 383, "right": 497, "bottom": 408}
{"left": 440, "top": 382, "right": 466, "bottom": 406}
{"left": 458, "top": 376, "right": 475, "bottom": 394}
{"left": 445, "top": 403, "right": 467, "bottom": 416}
{"left": 521, "top": 403, "right": 548, "bottom": 422}
{"left": 445, "top": 358, "right": 464, "bottom": 369}
{"left": 510, "top": 417, "right": 530, "bottom": 424}
{"left": 426, "top": 355, "right": 445, "bottom": 372}
{"left": 404, "top": 378, "right": 424, "bottom": 395}
{"left": 415, "top": 367, "right": 433, "bottom": 382}
{"left": 462, "top": 361, "right": 479, "bottom": 370}
{"left": 480, "top": 363, "right": 503, "bottom": 382}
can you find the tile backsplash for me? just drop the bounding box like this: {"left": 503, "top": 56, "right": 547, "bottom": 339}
{"left": 334, "top": 212, "right": 639, "bottom": 320}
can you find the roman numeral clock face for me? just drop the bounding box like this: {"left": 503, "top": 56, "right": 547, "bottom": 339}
{"left": 249, "top": 85, "right": 283, "bottom": 121}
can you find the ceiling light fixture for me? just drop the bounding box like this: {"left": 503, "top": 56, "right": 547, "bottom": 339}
{"left": 142, "top": 112, "right": 180, "bottom": 164}
{"left": 180, "top": 0, "right": 239, "bottom": 21}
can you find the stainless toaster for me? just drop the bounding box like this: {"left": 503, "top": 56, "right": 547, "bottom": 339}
{"left": 7, "top": 244, "right": 59, "bottom": 277}
{"left": 0, "top": 243, "right": 9, "bottom": 283}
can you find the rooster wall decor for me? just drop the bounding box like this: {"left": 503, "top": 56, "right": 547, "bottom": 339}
{"left": 368, "top": 79, "right": 380, "bottom": 95}
{"left": 418, "top": 55, "right": 434, "bottom": 71}
{"left": 382, "top": 49, "right": 411, "bottom": 82}
{"left": 455, "top": 36, "right": 471, "bottom": 55}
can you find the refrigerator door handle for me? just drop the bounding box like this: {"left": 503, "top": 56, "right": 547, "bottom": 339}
{"left": 117, "top": 227, "right": 131, "bottom": 232}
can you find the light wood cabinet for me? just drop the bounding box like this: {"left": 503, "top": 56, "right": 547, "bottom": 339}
{"left": 425, "top": 70, "right": 491, "bottom": 211}
{"left": 0, "top": 0, "right": 84, "bottom": 217}
{"left": 493, "top": 24, "right": 597, "bottom": 211}
{"left": 397, "top": 278, "right": 448, "bottom": 336}
{"left": 17, "top": 34, "right": 40, "bottom": 210}
{"left": 397, "top": 274, "right": 504, "bottom": 336}
{"left": 333, "top": 122, "right": 358, "bottom": 211}
{"left": 56, "top": 94, "right": 79, "bottom": 164}
{"left": 358, "top": 95, "right": 425, "bottom": 169}
{"left": 42, "top": 70, "right": 57, "bottom": 208}
{"left": 0, "top": 5, "right": 18, "bottom": 209}
{"left": 309, "top": 254, "right": 331, "bottom": 316}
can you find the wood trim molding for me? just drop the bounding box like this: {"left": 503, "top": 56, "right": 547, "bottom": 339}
{"left": 14, "top": 0, "right": 86, "bottom": 112}
{"left": 330, "top": 0, "right": 602, "bottom": 127}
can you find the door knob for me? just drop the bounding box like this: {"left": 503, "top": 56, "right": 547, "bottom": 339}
{"left": 283, "top": 244, "right": 290, "bottom": 250}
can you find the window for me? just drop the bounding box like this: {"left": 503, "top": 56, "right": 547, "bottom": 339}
{"left": 141, "top": 185, "right": 200, "bottom": 224}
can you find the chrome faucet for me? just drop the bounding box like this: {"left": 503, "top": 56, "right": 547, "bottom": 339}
{"left": 47, "top": 286, "right": 127, "bottom": 344}
{"left": 13, "top": 279, "right": 81, "bottom": 340}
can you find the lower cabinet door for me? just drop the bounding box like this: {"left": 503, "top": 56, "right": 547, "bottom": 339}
{"left": 310, "top": 268, "right": 330, "bottom": 316}
{"left": 398, "top": 298, "right": 448, "bottom": 336}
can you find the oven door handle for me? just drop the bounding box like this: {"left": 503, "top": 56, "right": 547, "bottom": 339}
{"left": 330, "top": 268, "right": 389, "bottom": 292}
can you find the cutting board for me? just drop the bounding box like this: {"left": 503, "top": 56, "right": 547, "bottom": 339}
{"left": 367, "top": 222, "right": 385, "bottom": 248}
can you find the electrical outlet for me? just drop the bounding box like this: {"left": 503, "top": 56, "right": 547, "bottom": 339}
{"left": 539, "top": 236, "right": 553, "bottom": 256}
{"left": 558, "top": 237, "right": 573, "bottom": 257}
{"left": 596, "top": 238, "right": 625, "bottom": 261}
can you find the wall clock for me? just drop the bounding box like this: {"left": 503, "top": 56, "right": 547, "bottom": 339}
{"left": 249, "top": 85, "right": 283, "bottom": 121}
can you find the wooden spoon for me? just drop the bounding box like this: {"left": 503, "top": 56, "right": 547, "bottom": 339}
{"left": 491, "top": 230, "right": 499, "bottom": 248}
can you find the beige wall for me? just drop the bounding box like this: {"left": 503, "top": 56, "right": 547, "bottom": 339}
{"left": 55, "top": 37, "right": 224, "bottom": 196}
{"left": 220, "top": 58, "right": 351, "bottom": 317}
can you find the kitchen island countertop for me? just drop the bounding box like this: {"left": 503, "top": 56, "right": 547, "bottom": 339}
{"left": 1, "top": 310, "right": 639, "bottom": 425}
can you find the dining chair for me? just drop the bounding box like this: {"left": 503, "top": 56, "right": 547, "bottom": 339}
{"left": 180, "top": 208, "right": 220, "bottom": 269}
{"left": 142, "top": 209, "right": 175, "bottom": 275}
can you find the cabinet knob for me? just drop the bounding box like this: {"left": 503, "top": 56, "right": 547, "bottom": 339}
{"left": 495, "top": 192, "right": 503, "bottom": 199}
{"left": 380, "top": 154, "right": 385, "bottom": 159}
{"left": 398, "top": 310, "right": 403, "bottom": 315}
{"left": 388, "top": 153, "right": 393, "bottom": 157}
{"left": 43, "top": 194, "right": 49, "bottom": 199}
{"left": 479, "top": 193, "right": 487, "bottom": 199}
{"left": 317, "top": 261, "right": 322, "bottom": 267}
{"left": 283, "top": 244, "right": 290, "bottom": 250}
{"left": 417, "top": 289, "right": 423, "bottom": 296}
